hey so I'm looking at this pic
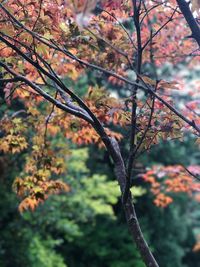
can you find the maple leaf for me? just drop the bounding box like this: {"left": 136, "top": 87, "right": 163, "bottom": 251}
{"left": 154, "top": 193, "right": 173, "bottom": 208}
{"left": 193, "top": 242, "right": 200, "bottom": 252}
{"left": 141, "top": 75, "right": 157, "bottom": 86}
{"left": 158, "top": 80, "right": 180, "bottom": 90}
{"left": 18, "top": 197, "right": 38, "bottom": 213}
{"left": 0, "top": 0, "right": 200, "bottom": 264}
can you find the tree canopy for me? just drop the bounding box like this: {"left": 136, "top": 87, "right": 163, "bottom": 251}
{"left": 0, "top": 1, "right": 200, "bottom": 266}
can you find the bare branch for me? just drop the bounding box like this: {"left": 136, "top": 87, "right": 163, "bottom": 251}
{"left": 0, "top": 61, "right": 94, "bottom": 123}
{"left": 176, "top": 0, "right": 200, "bottom": 47}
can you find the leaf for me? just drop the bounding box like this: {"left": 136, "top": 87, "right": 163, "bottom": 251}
{"left": 196, "top": 138, "right": 200, "bottom": 145}
{"left": 158, "top": 80, "right": 180, "bottom": 90}
{"left": 18, "top": 197, "right": 38, "bottom": 213}
{"left": 43, "top": 32, "right": 54, "bottom": 40}
{"left": 141, "top": 75, "right": 157, "bottom": 86}
{"left": 153, "top": 193, "right": 173, "bottom": 208}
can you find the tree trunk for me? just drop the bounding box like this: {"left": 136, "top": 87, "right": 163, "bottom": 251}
{"left": 111, "top": 138, "right": 159, "bottom": 267}
{"left": 124, "top": 196, "right": 159, "bottom": 267}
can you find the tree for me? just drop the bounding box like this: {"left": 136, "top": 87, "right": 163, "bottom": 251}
{"left": 0, "top": 1, "right": 200, "bottom": 266}
{"left": 0, "top": 146, "right": 146, "bottom": 267}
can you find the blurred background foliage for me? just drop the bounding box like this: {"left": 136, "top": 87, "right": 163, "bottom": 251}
{"left": 1, "top": 132, "right": 200, "bottom": 266}
{"left": 1, "top": 62, "right": 200, "bottom": 266}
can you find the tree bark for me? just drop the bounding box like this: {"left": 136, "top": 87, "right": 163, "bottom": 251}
{"left": 176, "top": 0, "right": 200, "bottom": 47}
{"left": 124, "top": 197, "right": 159, "bottom": 267}
{"left": 111, "top": 138, "right": 159, "bottom": 267}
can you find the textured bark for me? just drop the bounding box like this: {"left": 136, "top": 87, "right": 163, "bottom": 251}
{"left": 124, "top": 197, "right": 159, "bottom": 267}
{"left": 176, "top": 0, "right": 200, "bottom": 47}
{"left": 111, "top": 139, "right": 159, "bottom": 267}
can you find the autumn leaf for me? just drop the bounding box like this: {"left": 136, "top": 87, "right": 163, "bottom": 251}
{"left": 140, "top": 75, "right": 157, "bottom": 86}
{"left": 158, "top": 80, "right": 180, "bottom": 90}
{"left": 18, "top": 197, "right": 38, "bottom": 213}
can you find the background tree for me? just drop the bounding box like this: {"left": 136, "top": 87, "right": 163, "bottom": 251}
{"left": 0, "top": 1, "right": 200, "bottom": 267}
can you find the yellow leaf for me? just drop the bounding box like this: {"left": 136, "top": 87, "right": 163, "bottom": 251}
{"left": 141, "top": 75, "right": 157, "bottom": 86}
{"left": 59, "top": 22, "right": 70, "bottom": 34}
{"left": 18, "top": 197, "right": 38, "bottom": 213}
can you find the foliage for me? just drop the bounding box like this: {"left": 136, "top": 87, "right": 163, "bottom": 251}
{"left": 136, "top": 139, "right": 200, "bottom": 266}
{"left": 0, "top": 0, "right": 200, "bottom": 266}
{"left": 0, "top": 0, "right": 199, "bottom": 210}
{"left": 0, "top": 145, "right": 145, "bottom": 267}
{"left": 28, "top": 236, "right": 67, "bottom": 267}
